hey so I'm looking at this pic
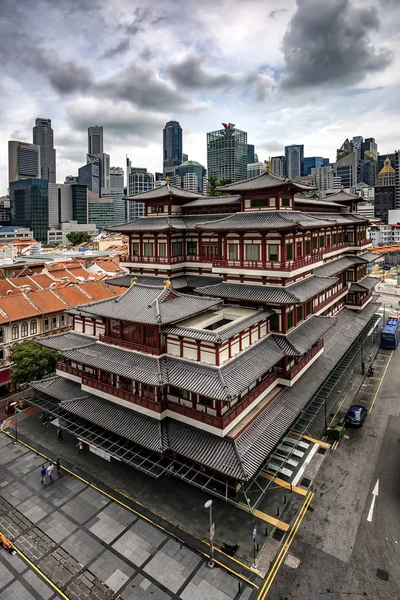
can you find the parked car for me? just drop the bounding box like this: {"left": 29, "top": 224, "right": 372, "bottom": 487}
{"left": 345, "top": 405, "right": 368, "bottom": 427}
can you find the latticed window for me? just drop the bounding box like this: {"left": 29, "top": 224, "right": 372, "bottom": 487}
{"left": 30, "top": 320, "right": 37, "bottom": 334}
{"left": 21, "top": 322, "right": 28, "bottom": 337}
{"left": 12, "top": 325, "right": 19, "bottom": 340}
{"left": 246, "top": 244, "right": 259, "bottom": 261}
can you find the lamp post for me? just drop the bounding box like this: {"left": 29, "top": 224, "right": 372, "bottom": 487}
{"left": 10, "top": 401, "right": 19, "bottom": 444}
{"left": 204, "top": 499, "right": 214, "bottom": 568}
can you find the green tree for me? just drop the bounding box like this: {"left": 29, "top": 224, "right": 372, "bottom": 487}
{"left": 66, "top": 231, "right": 92, "bottom": 246}
{"left": 207, "top": 177, "right": 232, "bottom": 196}
{"left": 9, "top": 340, "right": 60, "bottom": 385}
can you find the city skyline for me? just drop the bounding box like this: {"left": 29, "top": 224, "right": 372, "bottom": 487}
{"left": 0, "top": 0, "right": 399, "bottom": 194}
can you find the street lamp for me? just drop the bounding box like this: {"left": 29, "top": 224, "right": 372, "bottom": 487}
{"left": 204, "top": 499, "right": 214, "bottom": 568}
{"left": 10, "top": 401, "right": 19, "bottom": 444}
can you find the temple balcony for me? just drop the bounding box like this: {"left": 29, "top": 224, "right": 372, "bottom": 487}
{"left": 314, "top": 286, "right": 348, "bottom": 314}
{"left": 81, "top": 377, "right": 162, "bottom": 413}
{"left": 212, "top": 252, "right": 323, "bottom": 275}
{"left": 345, "top": 292, "right": 374, "bottom": 310}
{"left": 278, "top": 340, "right": 324, "bottom": 385}
{"left": 120, "top": 255, "right": 185, "bottom": 265}
{"left": 99, "top": 334, "right": 162, "bottom": 356}
{"left": 347, "top": 239, "right": 372, "bottom": 250}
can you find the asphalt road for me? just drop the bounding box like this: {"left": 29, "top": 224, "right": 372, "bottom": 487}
{"left": 266, "top": 343, "right": 400, "bottom": 600}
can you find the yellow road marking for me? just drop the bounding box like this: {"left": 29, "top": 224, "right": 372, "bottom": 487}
{"left": 369, "top": 351, "right": 394, "bottom": 414}
{"left": 1, "top": 431, "right": 258, "bottom": 587}
{"left": 238, "top": 504, "right": 289, "bottom": 532}
{"left": 260, "top": 472, "right": 307, "bottom": 496}
{"left": 328, "top": 395, "right": 347, "bottom": 428}
{"left": 291, "top": 432, "right": 330, "bottom": 449}
{"left": 1, "top": 531, "right": 70, "bottom": 600}
{"left": 331, "top": 441, "right": 339, "bottom": 450}
{"left": 257, "top": 492, "right": 314, "bottom": 599}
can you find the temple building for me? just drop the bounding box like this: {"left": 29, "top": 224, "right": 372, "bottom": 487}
{"left": 29, "top": 171, "right": 381, "bottom": 511}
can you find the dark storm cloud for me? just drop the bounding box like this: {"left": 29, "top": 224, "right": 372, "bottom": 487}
{"left": 280, "top": 0, "right": 393, "bottom": 90}
{"left": 102, "top": 39, "right": 131, "bottom": 59}
{"left": 167, "top": 55, "right": 234, "bottom": 89}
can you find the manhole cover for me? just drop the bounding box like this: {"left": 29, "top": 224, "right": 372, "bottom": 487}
{"left": 272, "top": 528, "right": 285, "bottom": 542}
{"left": 301, "top": 477, "right": 311, "bottom": 488}
{"left": 318, "top": 447, "right": 327, "bottom": 455}
{"left": 376, "top": 569, "right": 389, "bottom": 581}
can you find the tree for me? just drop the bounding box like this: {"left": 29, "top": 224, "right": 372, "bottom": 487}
{"left": 66, "top": 231, "right": 92, "bottom": 246}
{"left": 9, "top": 340, "right": 60, "bottom": 385}
{"left": 207, "top": 177, "right": 232, "bottom": 196}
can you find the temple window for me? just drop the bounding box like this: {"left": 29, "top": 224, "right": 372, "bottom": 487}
{"left": 143, "top": 243, "right": 153, "bottom": 257}
{"left": 282, "top": 198, "right": 291, "bottom": 207}
{"left": 287, "top": 311, "right": 294, "bottom": 329}
{"left": 251, "top": 198, "right": 269, "bottom": 208}
{"left": 269, "top": 244, "right": 278, "bottom": 261}
{"left": 187, "top": 241, "right": 197, "bottom": 255}
{"left": 246, "top": 244, "right": 259, "bottom": 261}
{"left": 158, "top": 243, "right": 166, "bottom": 257}
{"left": 170, "top": 386, "right": 189, "bottom": 400}
{"left": 228, "top": 244, "right": 238, "bottom": 260}
{"left": 305, "top": 240, "right": 311, "bottom": 255}
{"left": 151, "top": 206, "right": 164, "bottom": 213}
{"left": 286, "top": 244, "right": 293, "bottom": 260}
{"left": 199, "top": 396, "right": 213, "bottom": 407}
{"left": 172, "top": 242, "right": 183, "bottom": 256}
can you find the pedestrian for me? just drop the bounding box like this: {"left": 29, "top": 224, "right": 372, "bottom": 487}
{"left": 0, "top": 533, "right": 16, "bottom": 555}
{"left": 42, "top": 412, "right": 47, "bottom": 425}
{"left": 57, "top": 427, "right": 65, "bottom": 443}
{"left": 47, "top": 463, "right": 54, "bottom": 484}
{"left": 56, "top": 458, "right": 61, "bottom": 477}
{"left": 361, "top": 362, "right": 365, "bottom": 375}
{"left": 76, "top": 440, "right": 84, "bottom": 455}
{"left": 40, "top": 465, "right": 47, "bottom": 485}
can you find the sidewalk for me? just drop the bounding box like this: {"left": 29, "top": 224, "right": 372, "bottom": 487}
{"left": 0, "top": 432, "right": 257, "bottom": 600}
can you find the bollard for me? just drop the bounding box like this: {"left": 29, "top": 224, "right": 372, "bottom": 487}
{"left": 277, "top": 505, "right": 280, "bottom": 517}
{"left": 283, "top": 494, "right": 287, "bottom": 504}
{"left": 238, "top": 581, "right": 241, "bottom": 593}
{"left": 265, "top": 527, "right": 268, "bottom": 536}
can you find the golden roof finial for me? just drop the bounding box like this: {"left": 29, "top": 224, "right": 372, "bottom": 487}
{"left": 265, "top": 158, "right": 271, "bottom": 173}
{"left": 165, "top": 176, "right": 170, "bottom": 185}
{"left": 130, "top": 277, "right": 137, "bottom": 286}
{"left": 340, "top": 185, "right": 344, "bottom": 191}
{"left": 164, "top": 279, "right": 172, "bottom": 290}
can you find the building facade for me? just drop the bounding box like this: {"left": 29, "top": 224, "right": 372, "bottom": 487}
{"left": 247, "top": 162, "right": 265, "bottom": 179}
{"left": 79, "top": 156, "right": 100, "bottom": 195}
{"left": 374, "top": 156, "right": 396, "bottom": 222}
{"left": 247, "top": 144, "right": 255, "bottom": 164}
{"left": 335, "top": 150, "right": 358, "bottom": 188}
{"left": 110, "top": 167, "right": 124, "bottom": 189}
{"left": 311, "top": 166, "right": 334, "bottom": 192}
{"left": 163, "top": 121, "right": 183, "bottom": 176}
{"left": 284, "top": 145, "right": 304, "bottom": 179}
{"left": 88, "top": 126, "right": 103, "bottom": 156}
{"left": 33, "top": 118, "right": 56, "bottom": 183}
{"left": 10, "top": 179, "right": 49, "bottom": 242}
{"left": 270, "top": 156, "right": 285, "bottom": 178}
{"left": 207, "top": 123, "right": 247, "bottom": 182}
{"left": 303, "top": 156, "right": 324, "bottom": 176}
{"left": 176, "top": 161, "right": 206, "bottom": 193}
{"left": 8, "top": 141, "right": 41, "bottom": 186}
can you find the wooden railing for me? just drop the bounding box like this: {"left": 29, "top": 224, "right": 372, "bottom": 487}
{"left": 283, "top": 340, "right": 324, "bottom": 380}
{"left": 315, "top": 286, "right": 347, "bottom": 311}
{"left": 345, "top": 293, "right": 373, "bottom": 307}
{"left": 222, "top": 371, "right": 278, "bottom": 428}
{"left": 82, "top": 377, "right": 162, "bottom": 413}
{"left": 99, "top": 334, "right": 161, "bottom": 355}
{"left": 212, "top": 253, "right": 323, "bottom": 271}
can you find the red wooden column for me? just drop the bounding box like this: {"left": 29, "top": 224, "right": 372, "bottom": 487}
{"left": 280, "top": 234, "right": 286, "bottom": 265}
{"left": 154, "top": 233, "right": 158, "bottom": 259}
{"left": 139, "top": 234, "right": 143, "bottom": 258}
{"left": 239, "top": 233, "right": 245, "bottom": 262}
{"left": 198, "top": 232, "right": 203, "bottom": 259}
{"left": 261, "top": 233, "right": 266, "bottom": 264}
{"left": 167, "top": 233, "right": 171, "bottom": 262}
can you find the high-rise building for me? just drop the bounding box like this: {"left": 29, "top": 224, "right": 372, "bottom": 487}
{"left": 88, "top": 126, "right": 103, "bottom": 156}
{"left": 207, "top": 123, "right": 247, "bottom": 182}
{"left": 110, "top": 167, "right": 124, "bottom": 189}
{"left": 247, "top": 144, "right": 255, "bottom": 164}
{"left": 176, "top": 161, "right": 206, "bottom": 193}
{"left": 284, "top": 145, "right": 304, "bottom": 179}
{"left": 128, "top": 168, "right": 155, "bottom": 197}
{"left": 270, "top": 156, "right": 285, "bottom": 177}
{"left": 10, "top": 179, "right": 49, "bottom": 242}
{"left": 48, "top": 183, "right": 89, "bottom": 227}
{"left": 182, "top": 153, "right": 188, "bottom": 163}
{"left": 79, "top": 156, "right": 100, "bottom": 195}
{"left": 247, "top": 162, "right": 265, "bottom": 179}
{"left": 334, "top": 150, "right": 358, "bottom": 188}
{"left": 375, "top": 157, "right": 396, "bottom": 222}
{"left": 33, "top": 118, "right": 56, "bottom": 183}
{"left": 8, "top": 141, "right": 41, "bottom": 186}
{"left": 311, "top": 166, "right": 334, "bottom": 193}
{"left": 303, "top": 157, "right": 324, "bottom": 176}
{"left": 378, "top": 153, "right": 396, "bottom": 172}
{"left": 163, "top": 121, "right": 182, "bottom": 175}
{"left": 102, "top": 153, "right": 110, "bottom": 189}
{"left": 337, "top": 139, "right": 353, "bottom": 162}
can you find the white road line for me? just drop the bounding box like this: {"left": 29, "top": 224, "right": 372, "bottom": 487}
{"left": 367, "top": 479, "right": 379, "bottom": 522}
{"left": 367, "top": 496, "right": 376, "bottom": 522}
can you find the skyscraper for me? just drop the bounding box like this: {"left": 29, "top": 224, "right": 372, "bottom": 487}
{"left": 207, "top": 123, "right": 247, "bottom": 182}
{"left": 334, "top": 149, "right": 358, "bottom": 188}
{"left": 10, "top": 179, "right": 49, "bottom": 242}
{"left": 110, "top": 167, "right": 124, "bottom": 189}
{"left": 303, "top": 156, "right": 324, "bottom": 176}
{"left": 163, "top": 121, "right": 182, "bottom": 176}
{"left": 78, "top": 156, "right": 100, "bottom": 195}
{"left": 8, "top": 141, "right": 41, "bottom": 186}
{"left": 284, "top": 145, "right": 304, "bottom": 179}
{"left": 88, "top": 126, "right": 103, "bottom": 156}
{"left": 374, "top": 157, "right": 396, "bottom": 222}
{"left": 247, "top": 144, "right": 255, "bottom": 164}
{"left": 311, "top": 166, "right": 334, "bottom": 193}
{"left": 33, "top": 118, "right": 56, "bottom": 182}
{"left": 271, "top": 156, "right": 285, "bottom": 177}
{"left": 176, "top": 161, "right": 206, "bottom": 193}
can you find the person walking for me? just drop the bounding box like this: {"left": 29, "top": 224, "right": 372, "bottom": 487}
{"left": 56, "top": 458, "right": 61, "bottom": 477}
{"left": 57, "top": 428, "right": 65, "bottom": 443}
{"left": 40, "top": 465, "right": 47, "bottom": 485}
{"left": 76, "top": 440, "right": 84, "bottom": 455}
{"left": 361, "top": 361, "right": 365, "bottom": 375}
{"left": 47, "top": 463, "right": 54, "bottom": 484}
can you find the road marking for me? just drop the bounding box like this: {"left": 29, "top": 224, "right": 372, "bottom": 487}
{"left": 257, "top": 492, "right": 314, "bottom": 599}
{"left": 240, "top": 504, "right": 289, "bottom": 532}
{"left": 260, "top": 473, "right": 307, "bottom": 496}
{"left": 367, "top": 479, "right": 379, "bottom": 522}
{"left": 292, "top": 443, "right": 319, "bottom": 486}
{"left": 290, "top": 432, "right": 330, "bottom": 449}
{"left": 0, "top": 431, "right": 259, "bottom": 587}
{"left": 331, "top": 441, "right": 339, "bottom": 450}
{"left": 368, "top": 351, "right": 394, "bottom": 414}
{"left": 328, "top": 395, "right": 347, "bottom": 428}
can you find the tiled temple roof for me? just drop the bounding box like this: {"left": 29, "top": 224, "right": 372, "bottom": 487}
{"left": 106, "top": 214, "right": 228, "bottom": 233}
{"left": 194, "top": 211, "right": 339, "bottom": 232}
{"left": 106, "top": 274, "right": 223, "bottom": 290}
{"left": 216, "top": 171, "right": 315, "bottom": 192}
{"left": 273, "top": 316, "right": 336, "bottom": 355}
{"left": 182, "top": 195, "right": 241, "bottom": 209}
{"left": 196, "top": 276, "right": 338, "bottom": 305}
{"left": 125, "top": 183, "right": 200, "bottom": 201}
{"left": 349, "top": 276, "right": 379, "bottom": 293}
{"left": 72, "top": 283, "right": 222, "bottom": 325}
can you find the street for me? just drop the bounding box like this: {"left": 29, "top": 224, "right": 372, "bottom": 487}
{"left": 265, "top": 338, "right": 400, "bottom": 599}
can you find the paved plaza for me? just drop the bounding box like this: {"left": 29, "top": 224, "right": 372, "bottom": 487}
{"left": 0, "top": 434, "right": 255, "bottom": 600}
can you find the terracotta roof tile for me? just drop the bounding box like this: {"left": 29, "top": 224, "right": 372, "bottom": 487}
{"left": 0, "top": 295, "right": 39, "bottom": 323}
{"left": 53, "top": 286, "right": 92, "bottom": 306}
{"left": 0, "top": 280, "right": 14, "bottom": 296}
{"left": 29, "top": 273, "right": 55, "bottom": 288}
{"left": 9, "top": 277, "right": 42, "bottom": 290}
{"left": 28, "top": 290, "right": 67, "bottom": 312}
{"left": 78, "top": 282, "right": 117, "bottom": 301}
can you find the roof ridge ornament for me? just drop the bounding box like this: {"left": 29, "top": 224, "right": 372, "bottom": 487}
{"left": 265, "top": 159, "right": 271, "bottom": 173}
{"left": 130, "top": 277, "right": 137, "bottom": 286}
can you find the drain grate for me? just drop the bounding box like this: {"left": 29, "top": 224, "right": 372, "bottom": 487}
{"left": 376, "top": 569, "right": 389, "bottom": 581}
{"left": 272, "top": 528, "right": 285, "bottom": 542}
{"left": 301, "top": 477, "right": 311, "bottom": 488}
{"left": 318, "top": 447, "right": 327, "bottom": 455}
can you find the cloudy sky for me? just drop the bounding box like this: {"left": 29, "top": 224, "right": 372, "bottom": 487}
{"left": 0, "top": 0, "right": 399, "bottom": 194}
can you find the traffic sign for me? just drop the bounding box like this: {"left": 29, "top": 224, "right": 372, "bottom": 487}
{"left": 210, "top": 523, "right": 215, "bottom": 540}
